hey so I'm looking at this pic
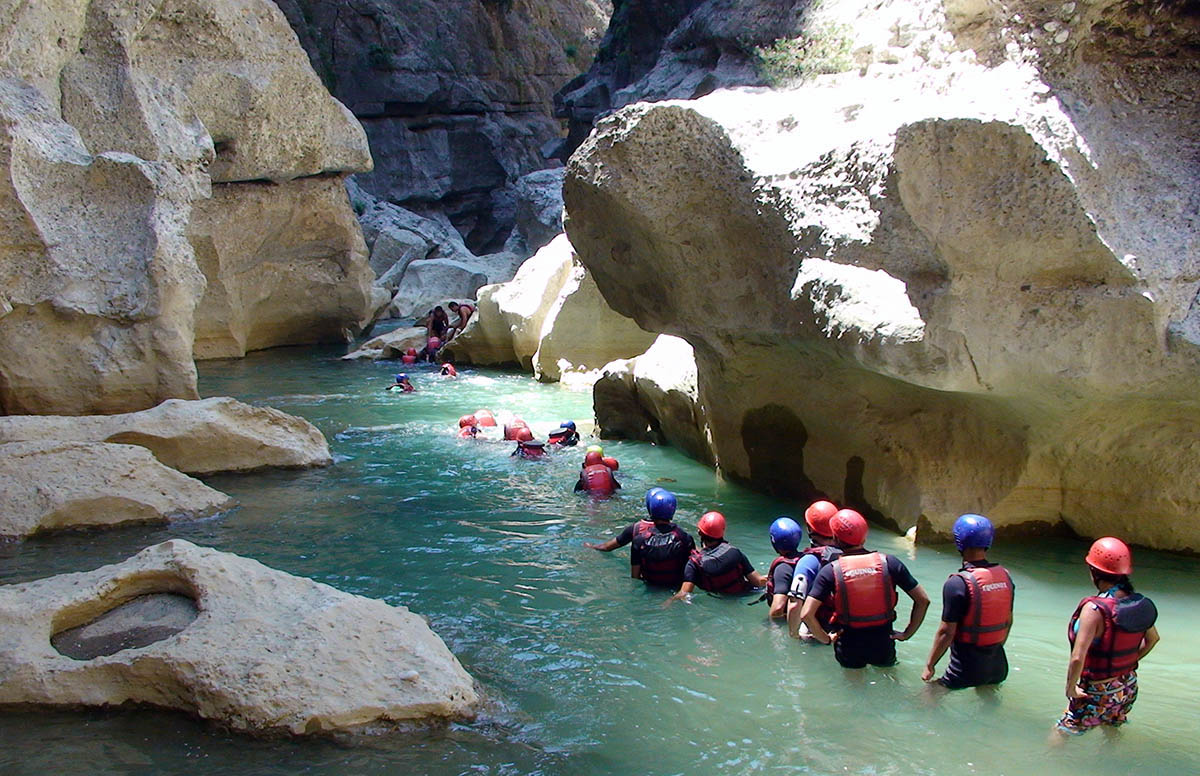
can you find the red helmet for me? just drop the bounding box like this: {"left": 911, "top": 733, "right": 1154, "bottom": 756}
{"left": 584, "top": 451, "right": 603, "bottom": 466}
{"left": 516, "top": 427, "right": 534, "bottom": 442}
{"left": 458, "top": 414, "right": 476, "bottom": 428}
{"left": 1086, "top": 536, "right": 1132, "bottom": 575}
{"left": 698, "top": 511, "right": 726, "bottom": 540}
{"left": 830, "top": 509, "right": 868, "bottom": 547}
{"left": 429, "top": 336, "right": 441, "bottom": 348}
{"left": 475, "top": 409, "right": 496, "bottom": 427}
{"left": 406, "top": 348, "right": 417, "bottom": 356}
{"left": 804, "top": 500, "right": 838, "bottom": 537}
{"left": 602, "top": 456, "right": 619, "bottom": 471}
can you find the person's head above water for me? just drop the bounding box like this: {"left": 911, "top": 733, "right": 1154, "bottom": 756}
{"left": 830, "top": 509, "right": 868, "bottom": 549}
{"left": 769, "top": 517, "right": 803, "bottom": 554}
{"left": 560, "top": 420, "right": 576, "bottom": 431}
{"left": 952, "top": 513, "right": 994, "bottom": 553}
{"left": 645, "top": 488, "right": 676, "bottom": 522}
{"left": 394, "top": 373, "right": 408, "bottom": 382}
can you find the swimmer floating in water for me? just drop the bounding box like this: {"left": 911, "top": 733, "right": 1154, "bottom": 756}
{"left": 510, "top": 428, "right": 546, "bottom": 458}
{"left": 457, "top": 414, "right": 479, "bottom": 438}
{"left": 440, "top": 360, "right": 458, "bottom": 378}
{"left": 548, "top": 421, "right": 580, "bottom": 447}
{"left": 385, "top": 373, "right": 415, "bottom": 392}
{"left": 574, "top": 450, "right": 620, "bottom": 494}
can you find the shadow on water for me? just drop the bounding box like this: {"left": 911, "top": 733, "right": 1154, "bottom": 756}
{"left": 1, "top": 347, "right": 1197, "bottom": 775}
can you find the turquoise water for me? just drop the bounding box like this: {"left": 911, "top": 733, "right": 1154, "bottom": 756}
{"left": 1, "top": 343, "right": 1196, "bottom": 775}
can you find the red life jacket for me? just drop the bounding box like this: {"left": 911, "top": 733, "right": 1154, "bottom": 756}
{"left": 953, "top": 565, "right": 1014, "bottom": 647}
{"left": 581, "top": 463, "right": 616, "bottom": 494}
{"left": 517, "top": 442, "right": 545, "bottom": 458}
{"left": 688, "top": 543, "right": 752, "bottom": 595}
{"left": 457, "top": 426, "right": 477, "bottom": 439}
{"left": 766, "top": 555, "right": 800, "bottom": 597}
{"left": 401, "top": 354, "right": 417, "bottom": 364}
{"left": 1069, "top": 594, "right": 1157, "bottom": 681}
{"left": 632, "top": 520, "right": 690, "bottom": 587}
{"left": 831, "top": 552, "right": 897, "bottom": 629}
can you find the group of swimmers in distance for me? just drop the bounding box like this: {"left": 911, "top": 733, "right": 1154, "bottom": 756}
{"left": 586, "top": 489, "right": 1162, "bottom": 738}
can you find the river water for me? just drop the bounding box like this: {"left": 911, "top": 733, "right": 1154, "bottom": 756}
{"left": 1, "top": 343, "right": 1196, "bottom": 775}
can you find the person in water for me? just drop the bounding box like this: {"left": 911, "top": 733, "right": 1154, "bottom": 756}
{"left": 585, "top": 488, "right": 694, "bottom": 588}
{"left": 764, "top": 516, "right": 805, "bottom": 620}
{"left": 670, "top": 511, "right": 766, "bottom": 601}
{"left": 446, "top": 300, "right": 474, "bottom": 340}
{"left": 510, "top": 428, "right": 546, "bottom": 458}
{"left": 1055, "top": 536, "right": 1159, "bottom": 736}
{"left": 787, "top": 500, "right": 844, "bottom": 640}
{"left": 385, "top": 373, "right": 414, "bottom": 392}
{"left": 574, "top": 450, "right": 620, "bottom": 494}
{"left": 801, "top": 509, "right": 930, "bottom": 668}
{"left": 922, "top": 514, "right": 1015, "bottom": 689}
{"left": 457, "top": 414, "right": 479, "bottom": 439}
{"left": 401, "top": 347, "right": 418, "bottom": 364}
{"left": 439, "top": 360, "right": 458, "bottom": 378}
{"left": 548, "top": 421, "right": 580, "bottom": 446}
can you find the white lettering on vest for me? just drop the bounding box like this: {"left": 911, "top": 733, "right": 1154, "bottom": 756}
{"left": 842, "top": 567, "right": 878, "bottom": 579}
{"left": 980, "top": 582, "right": 1008, "bottom": 592}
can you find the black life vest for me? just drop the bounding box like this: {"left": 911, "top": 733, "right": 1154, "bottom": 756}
{"left": 953, "top": 564, "right": 1014, "bottom": 647}
{"left": 632, "top": 520, "right": 690, "bottom": 587}
{"left": 1069, "top": 593, "right": 1157, "bottom": 680}
{"left": 766, "top": 555, "right": 800, "bottom": 597}
{"left": 688, "top": 542, "right": 752, "bottom": 595}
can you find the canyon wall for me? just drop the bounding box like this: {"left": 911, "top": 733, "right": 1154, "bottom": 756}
{"left": 565, "top": 0, "right": 1200, "bottom": 551}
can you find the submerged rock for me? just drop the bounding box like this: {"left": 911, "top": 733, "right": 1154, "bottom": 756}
{"left": 565, "top": 0, "right": 1200, "bottom": 550}
{"left": 0, "top": 540, "right": 478, "bottom": 734}
{"left": 0, "top": 398, "right": 332, "bottom": 475}
{"left": 0, "top": 442, "right": 233, "bottom": 540}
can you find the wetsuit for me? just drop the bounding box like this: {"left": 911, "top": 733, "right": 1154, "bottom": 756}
{"left": 939, "top": 561, "right": 1014, "bottom": 688}
{"left": 809, "top": 548, "right": 919, "bottom": 668}
{"left": 683, "top": 542, "right": 759, "bottom": 595}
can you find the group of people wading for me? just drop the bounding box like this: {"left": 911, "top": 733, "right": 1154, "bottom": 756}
{"left": 587, "top": 490, "right": 1162, "bottom": 736}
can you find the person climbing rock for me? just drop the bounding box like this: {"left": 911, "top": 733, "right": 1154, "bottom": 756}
{"left": 574, "top": 450, "right": 620, "bottom": 494}
{"left": 585, "top": 488, "right": 694, "bottom": 588}
{"left": 922, "top": 514, "right": 1014, "bottom": 688}
{"left": 670, "top": 511, "right": 766, "bottom": 601}
{"left": 548, "top": 421, "right": 580, "bottom": 447}
{"left": 385, "top": 374, "right": 415, "bottom": 392}
{"left": 427, "top": 305, "right": 450, "bottom": 340}
{"left": 446, "top": 301, "right": 474, "bottom": 340}
{"left": 1055, "top": 536, "right": 1159, "bottom": 736}
{"left": 421, "top": 336, "right": 442, "bottom": 362}
{"left": 801, "top": 509, "right": 930, "bottom": 668}
{"left": 787, "top": 500, "right": 843, "bottom": 640}
{"left": 764, "top": 516, "right": 804, "bottom": 620}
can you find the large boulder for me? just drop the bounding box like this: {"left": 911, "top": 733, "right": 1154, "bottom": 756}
{"left": 532, "top": 259, "right": 656, "bottom": 382}
{"left": 0, "top": 442, "right": 233, "bottom": 540}
{"left": 594, "top": 335, "right": 711, "bottom": 462}
{"left": 0, "top": 0, "right": 375, "bottom": 413}
{"left": 564, "top": 0, "right": 1200, "bottom": 550}
{"left": 0, "top": 397, "right": 331, "bottom": 475}
{"left": 275, "top": 0, "right": 610, "bottom": 253}
{"left": 342, "top": 326, "right": 427, "bottom": 361}
{"left": 0, "top": 540, "right": 478, "bottom": 734}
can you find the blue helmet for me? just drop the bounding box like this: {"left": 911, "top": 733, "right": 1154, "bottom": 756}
{"left": 395, "top": 373, "right": 407, "bottom": 381}
{"left": 561, "top": 420, "right": 577, "bottom": 431}
{"left": 953, "top": 513, "right": 994, "bottom": 551}
{"left": 769, "top": 517, "right": 803, "bottom": 554}
{"left": 645, "top": 489, "right": 677, "bottom": 521}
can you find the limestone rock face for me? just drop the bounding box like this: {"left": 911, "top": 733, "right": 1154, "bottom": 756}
{"left": 0, "top": 397, "right": 332, "bottom": 475}
{"left": 564, "top": 0, "right": 1200, "bottom": 550}
{"left": 0, "top": 442, "right": 233, "bottom": 539}
{"left": 191, "top": 176, "right": 376, "bottom": 359}
{"left": 275, "top": 0, "right": 611, "bottom": 253}
{"left": 594, "top": 335, "right": 711, "bottom": 462}
{"left": 0, "top": 0, "right": 375, "bottom": 412}
{"left": 554, "top": 0, "right": 804, "bottom": 156}
{"left": 532, "top": 259, "right": 656, "bottom": 382}
{"left": 0, "top": 540, "right": 478, "bottom": 734}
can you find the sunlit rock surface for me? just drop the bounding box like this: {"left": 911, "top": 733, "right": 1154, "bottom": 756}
{"left": 0, "top": 541, "right": 478, "bottom": 734}
{"left": 0, "top": 442, "right": 232, "bottom": 539}
{"left": 565, "top": 0, "right": 1200, "bottom": 550}
{"left": 0, "top": 397, "right": 332, "bottom": 475}
{"left": 449, "top": 234, "right": 655, "bottom": 383}
{"left": 0, "top": 0, "right": 374, "bottom": 412}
